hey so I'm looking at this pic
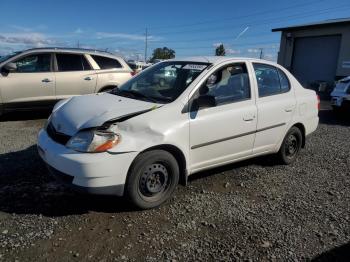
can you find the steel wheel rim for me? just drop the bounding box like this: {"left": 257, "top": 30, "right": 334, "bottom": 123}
{"left": 139, "top": 163, "right": 169, "bottom": 197}
{"left": 285, "top": 134, "right": 298, "bottom": 157}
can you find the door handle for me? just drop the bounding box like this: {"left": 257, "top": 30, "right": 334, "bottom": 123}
{"left": 243, "top": 115, "right": 255, "bottom": 121}
{"left": 284, "top": 106, "right": 294, "bottom": 112}
{"left": 84, "top": 76, "right": 93, "bottom": 81}
{"left": 42, "top": 78, "right": 53, "bottom": 83}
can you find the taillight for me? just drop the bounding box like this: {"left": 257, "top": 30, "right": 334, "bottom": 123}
{"left": 130, "top": 71, "right": 136, "bottom": 76}
{"left": 317, "top": 95, "right": 320, "bottom": 110}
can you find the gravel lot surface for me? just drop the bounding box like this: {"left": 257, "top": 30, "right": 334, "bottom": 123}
{"left": 0, "top": 103, "right": 349, "bottom": 261}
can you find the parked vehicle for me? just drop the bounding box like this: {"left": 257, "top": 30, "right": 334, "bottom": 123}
{"left": 37, "top": 57, "right": 319, "bottom": 209}
{"left": 330, "top": 76, "right": 350, "bottom": 112}
{"left": 0, "top": 48, "right": 132, "bottom": 115}
{"left": 127, "top": 60, "right": 151, "bottom": 75}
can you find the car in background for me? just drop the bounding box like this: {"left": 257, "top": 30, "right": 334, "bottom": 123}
{"left": 38, "top": 57, "right": 319, "bottom": 209}
{"left": 0, "top": 48, "right": 132, "bottom": 115}
{"left": 127, "top": 60, "right": 152, "bottom": 75}
{"left": 330, "top": 76, "right": 350, "bottom": 112}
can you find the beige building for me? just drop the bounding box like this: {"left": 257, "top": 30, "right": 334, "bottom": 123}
{"left": 272, "top": 18, "right": 350, "bottom": 87}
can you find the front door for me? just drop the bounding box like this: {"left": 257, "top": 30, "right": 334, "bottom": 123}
{"left": 54, "top": 53, "right": 97, "bottom": 100}
{"left": 189, "top": 62, "right": 257, "bottom": 172}
{"left": 0, "top": 53, "right": 55, "bottom": 108}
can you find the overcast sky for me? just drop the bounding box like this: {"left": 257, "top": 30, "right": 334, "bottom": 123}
{"left": 1, "top": 0, "right": 350, "bottom": 61}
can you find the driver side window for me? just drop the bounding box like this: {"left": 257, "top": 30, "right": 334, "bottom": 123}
{"left": 202, "top": 63, "right": 251, "bottom": 106}
{"left": 13, "top": 53, "right": 51, "bottom": 73}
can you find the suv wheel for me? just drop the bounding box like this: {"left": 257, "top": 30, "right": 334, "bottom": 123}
{"left": 125, "top": 150, "right": 179, "bottom": 209}
{"left": 277, "top": 126, "right": 302, "bottom": 165}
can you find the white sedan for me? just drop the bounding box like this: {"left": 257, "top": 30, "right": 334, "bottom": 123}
{"left": 37, "top": 57, "right": 319, "bottom": 209}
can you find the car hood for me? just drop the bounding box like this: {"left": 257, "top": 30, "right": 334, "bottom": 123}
{"left": 50, "top": 93, "right": 159, "bottom": 136}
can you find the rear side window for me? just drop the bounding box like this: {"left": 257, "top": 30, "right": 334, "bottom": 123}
{"left": 13, "top": 53, "right": 51, "bottom": 73}
{"left": 56, "top": 54, "right": 92, "bottom": 71}
{"left": 92, "top": 55, "right": 122, "bottom": 69}
{"left": 278, "top": 69, "right": 290, "bottom": 93}
{"left": 253, "top": 63, "right": 290, "bottom": 97}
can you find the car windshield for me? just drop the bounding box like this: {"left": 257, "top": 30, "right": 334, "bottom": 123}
{"left": 0, "top": 51, "right": 22, "bottom": 63}
{"left": 113, "top": 61, "right": 210, "bottom": 103}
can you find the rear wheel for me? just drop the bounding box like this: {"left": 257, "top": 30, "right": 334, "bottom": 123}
{"left": 277, "top": 126, "right": 302, "bottom": 165}
{"left": 125, "top": 150, "right": 179, "bottom": 209}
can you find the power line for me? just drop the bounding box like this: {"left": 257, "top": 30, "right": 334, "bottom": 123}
{"left": 160, "top": 41, "right": 279, "bottom": 51}
{"left": 146, "top": 0, "right": 327, "bottom": 30}
{"left": 150, "top": 4, "right": 350, "bottom": 36}
{"left": 84, "top": 3, "right": 350, "bottom": 49}
{"left": 67, "top": 3, "right": 350, "bottom": 57}
{"left": 147, "top": 31, "right": 275, "bottom": 45}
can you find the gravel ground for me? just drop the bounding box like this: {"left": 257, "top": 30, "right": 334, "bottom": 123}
{"left": 0, "top": 104, "right": 349, "bottom": 261}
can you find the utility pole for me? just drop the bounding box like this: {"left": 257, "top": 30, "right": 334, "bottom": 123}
{"left": 77, "top": 40, "right": 80, "bottom": 48}
{"left": 144, "top": 28, "right": 148, "bottom": 63}
{"left": 259, "top": 48, "right": 263, "bottom": 59}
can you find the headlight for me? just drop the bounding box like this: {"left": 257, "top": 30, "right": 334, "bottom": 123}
{"left": 66, "top": 129, "right": 120, "bottom": 153}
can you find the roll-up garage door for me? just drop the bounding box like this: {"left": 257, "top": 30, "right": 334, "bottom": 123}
{"left": 291, "top": 35, "right": 341, "bottom": 86}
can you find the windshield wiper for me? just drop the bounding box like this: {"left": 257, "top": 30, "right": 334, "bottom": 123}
{"left": 113, "top": 89, "right": 158, "bottom": 103}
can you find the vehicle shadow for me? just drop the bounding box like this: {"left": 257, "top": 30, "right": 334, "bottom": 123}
{"left": 188, "top": 154, "right": 278, "bottom": 183}
{"left": 0, "top": 144, "right": 276, "bottom": 217}
{"left": 0, "top": 110, "right": 51, "bottom": 122}
{"left": 0, "top": 145, "right": 135, "bottom": 217}
{"left": 312, "top": 242, "right": 350, "bottom": 262}
{"left": 318, "top": 109, "right": 350, "bottom": 126}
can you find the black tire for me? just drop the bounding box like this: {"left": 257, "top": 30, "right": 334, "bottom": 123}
{"left": 125, "top": 150, "right": 179, "bottom": 209}
{"left": 277, "top": 126, "right": 302, "bottom": 165}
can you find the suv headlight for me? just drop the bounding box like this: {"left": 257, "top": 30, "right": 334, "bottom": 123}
{"left": 66, "top": 130, "right": 120, "bottom": 153}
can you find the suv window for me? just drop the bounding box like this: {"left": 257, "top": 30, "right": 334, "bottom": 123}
{"left": 56, "top": 54, "right": 92, "bottom": 71}
{"left": 253, "top": 63, "right": 290, "bottom": 97}
{"left": 13, "top": 53, "right": 51, "bottom": 73}
{"left": 203, "top": 63, "right": 251, "bottom": 105}
{"left": 92, "top": 55, "right": 122, "bottom": 69}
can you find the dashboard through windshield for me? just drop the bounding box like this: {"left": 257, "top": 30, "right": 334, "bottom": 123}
{"left": 113, "top": 61, "right": 210, "bottom": 103}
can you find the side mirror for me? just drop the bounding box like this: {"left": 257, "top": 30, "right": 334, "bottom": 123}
{"left": 195, "top": 95, "right": 216, "bottom": 109}
{"left": 4, "top": 62, "right": 17, "bottom": 72}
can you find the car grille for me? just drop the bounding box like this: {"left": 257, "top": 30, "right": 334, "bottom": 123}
{"left": 46, "top": 122, "right": 71, "bottom": 145}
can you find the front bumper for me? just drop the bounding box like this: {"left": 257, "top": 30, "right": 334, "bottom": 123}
{"left": 37, "top": 129, "right": 138, "bottom": 196}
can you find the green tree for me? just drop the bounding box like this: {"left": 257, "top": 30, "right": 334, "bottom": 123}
{"left": 150, "top": 47, "right": 175, "bottom": 62}
{"left": 215, "top": 44, "right": 226, "bottom": 56}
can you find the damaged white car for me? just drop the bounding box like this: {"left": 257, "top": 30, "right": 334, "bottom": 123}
{"left": 37, "top": 57, "right": 319, "bottom": 209}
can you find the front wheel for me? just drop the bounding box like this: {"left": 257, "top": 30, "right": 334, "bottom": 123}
{"left": 125, "top": 150, "right": 179, "bottom": 209}
{"left": 277, "top": 126, "right": 302, "bottom": 165}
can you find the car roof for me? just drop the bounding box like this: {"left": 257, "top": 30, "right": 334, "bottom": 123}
{"left": 169, "top": 56, "right": 271, "bottom": 65}
{"left": 19, "top": 47, "right": 123, "bottom": 58}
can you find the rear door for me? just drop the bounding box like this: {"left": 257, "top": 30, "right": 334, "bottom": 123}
{"left": 54, "top": 53, "right": 97, "bottom": 100}
{"left": 189, "top": 62, "right": 257, "bottom": 171}
{"left": 0, "top": 52, "right": 56, "bottom": 108}
{"left": 251, "top": 63, "right": 296, "bottom": 154}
